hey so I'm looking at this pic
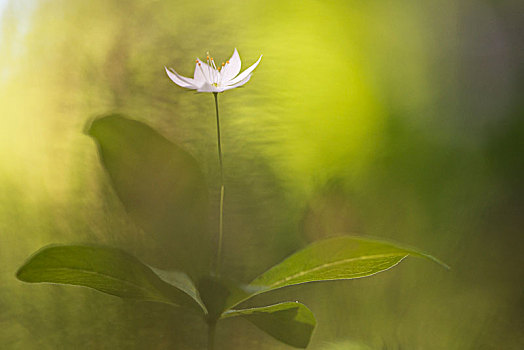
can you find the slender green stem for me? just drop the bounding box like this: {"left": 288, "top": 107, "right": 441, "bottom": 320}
{"left": 213, "top": 92, "right": 224, "bottom": 275}
{"left": 207, "top": 321, "right": 217, "bottom": 350}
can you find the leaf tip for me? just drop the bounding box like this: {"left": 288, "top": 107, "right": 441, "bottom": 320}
{"left": 412, "top": 252, "right": 450, "bottom": 270}
{"left": 83, "top": 116, "right": 97, "bottom": 137}
{"left": 15, "top": 265, "right": 25, "bottom": 281}
{"left": 84, "top": 113, "right": 126, "bottom": 139}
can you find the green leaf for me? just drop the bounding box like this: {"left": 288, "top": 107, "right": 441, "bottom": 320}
{"left": 196, "top": 275, "right": 260, "bottom": 322}
{"left": 223, "top": 302, "right": 316, "bottom": 348}
{"left": 16, "top": 245, "right": 206, "bottom": 314}
{"left": 250, "top": 236, "right": 448, "bottom": 294}
{"left": 87, "top": 115, "right": 210, "bottom": 277}
{"left": 150, "top": 267, "right": 207, "bottom": 313}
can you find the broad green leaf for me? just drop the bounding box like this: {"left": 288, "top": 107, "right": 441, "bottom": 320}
{"left": 250, "top": 236, "right": 448, "bottom": 294}
{"left": 87, "top": 115, "right": 210, "bottom": 277}
{"left": 16, "top": 245, "right": 206, "bottom": 314}
{"left": 223, "top": 302, "right": 316, "bottom": 348}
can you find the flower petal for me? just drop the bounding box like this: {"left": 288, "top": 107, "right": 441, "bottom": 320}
{"left": 227, "top": 55, "right": 262, "bottom": 85}
{"left": 194, "top": 59, "right": 213, "bottom": 85}
{"left": 222, "top": 74, "right": 252, "bottom": 91}
{"left": 197, "top": 82, "right": 220, "bottom": 93}
{"left": 220, "top": 48, "right": 241, "bottom": 84}
{"left": 165, "top": 67, "right": 197, "bottom": 89}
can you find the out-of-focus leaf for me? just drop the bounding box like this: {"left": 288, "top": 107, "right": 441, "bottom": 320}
{"left": 16, "top": 245, "right": 206, "bottom": 314}
{"left": 196, "top": 275, "right": 258, "bottom": 322}
{"left": 223, "top": 302, "right": 316, "bottom": 348}
{"left": 87, "top": 114, "right": 210, "bottom": 277}
{"left": 150, "top": 267, "right": 207, "bottom": 313}
{"left": 249, "top": 236, "right": 448, "bottom": 294}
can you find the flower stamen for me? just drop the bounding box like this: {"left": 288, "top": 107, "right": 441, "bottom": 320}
{"left": 210, "top": 57, "right": 219, "bottom": 84}
{"left": 205, "top": 53, "right": 213, "bottom": 83}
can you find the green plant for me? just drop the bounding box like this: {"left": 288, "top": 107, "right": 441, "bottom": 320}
{"left": 16, "top": 115, "right": 446, "bottom": 349}
{"left": 16, "top": 50, "right": 447, "bottom": 349}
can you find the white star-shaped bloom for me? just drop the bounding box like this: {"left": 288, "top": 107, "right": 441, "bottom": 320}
{"left": 165, "top": 48, "right": 262, "bottom": 93}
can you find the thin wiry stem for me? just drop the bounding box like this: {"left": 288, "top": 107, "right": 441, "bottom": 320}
{"left": 207, "top": 321, "right": 217, "bottom": 350}
{"left": 213, "top": 92, "right": 224, "bottom": 275}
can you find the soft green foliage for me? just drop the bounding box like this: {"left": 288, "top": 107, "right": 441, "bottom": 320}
{"left": 16, "top": 116, "right": 446, "bottom": 349}
{"left": 2, "top": 0, "right": 521, "bottom": 348}
{"left": 150, "top": 267, "right": 208, "bottom": 313}
{"left": 16, "top": 245, "right": 204, "bottom": 313}
{"left": 87, "top": 115, "right": 211, "bottom": 277}
{"left": 197, "top": 275, "right": 254, "bottom": 322}
{"left": 16, "top": 234, "right": 444, "bottom": 348}
{"left": 223, "top": 302, "right": 316, "bottom": 348}
{"left": 250, "top": 236, "right": 448, "bottom": 293}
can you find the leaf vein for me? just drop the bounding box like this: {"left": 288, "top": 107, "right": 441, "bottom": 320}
{"left": 266, "top": 253, "right": 405, "bottom": 288}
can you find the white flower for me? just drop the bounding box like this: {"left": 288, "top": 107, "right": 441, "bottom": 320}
{"left": 165, "top": 48, "right": 262, "bottom": 93}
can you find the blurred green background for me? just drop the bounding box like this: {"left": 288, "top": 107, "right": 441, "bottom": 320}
{"left": 1, "top": 0, "right": 523, "bottom": 349}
